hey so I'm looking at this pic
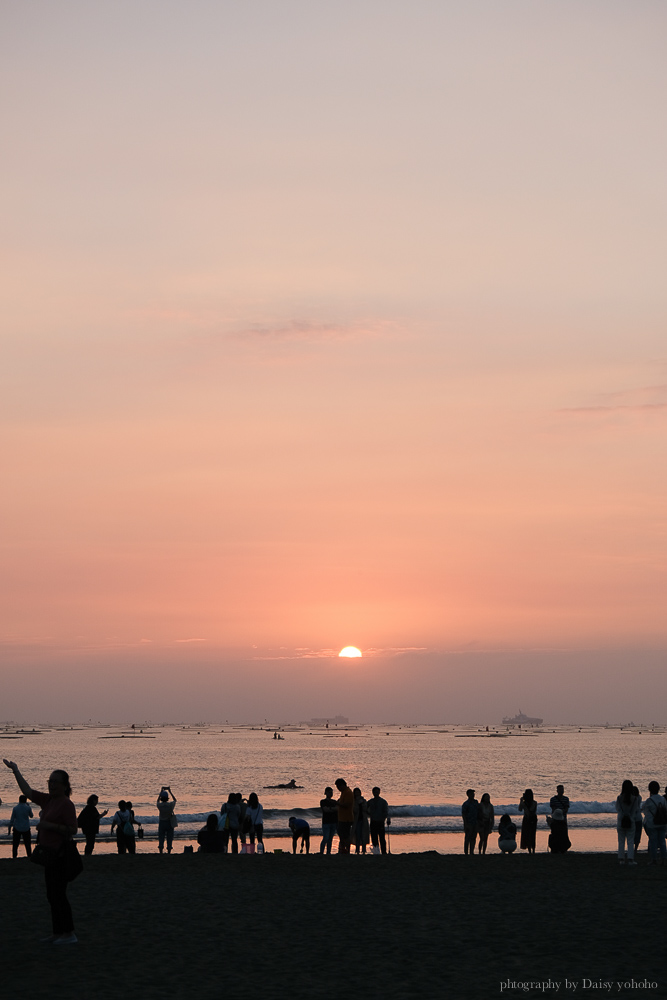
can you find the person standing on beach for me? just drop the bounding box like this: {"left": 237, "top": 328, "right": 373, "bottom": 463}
{"left": 477, "top": 793, "right": 495, "bottom": 855}
{"left": 246, "top": 792, "right": 264, "bottom": 851}
{"left": 110, "top": 800, "right": 136, "bottom": 854}
{"left": 461, "top": 789, "right": 479, "bottom": 855}
{"left": 8, "top": 794, "right": 33, "bottom": 858}
{"left": 320, "top": 786, "right": 338, "bottom": 854}
{"left": 632, "top": 785, "right": 643, "bottom": 856}
{"left": 77, "top": 794, "right": 108, "bottom": 856}
{"left": 238, "top": 794, "right": 250, "bottom": 848}
{"left": 518, "top": 789, "right": 538, "bottom": 854}
{"left": 642, "top": 780, "right": 667, "bottom": 866}
{"left": 353, "top": 788, "right": 370, "bottom": 854}
{"left": 3, "top": 759, "right": 79, "bottom": 944}
{"left": 157, "top": 786, "right": 177, "bottom": 854}
{"left": 616, "top": 780, "right": 640, "bottom": 865}
{"left": 218, "top": 792, "right": 241, "bottom": 854}
{"left": 367, "top": 786, "right": 390, "bottom": 855}
{"left": 125, "top": 802, "right": 138, "bottom": 852}
{"left": 335, "top": 778, "right": 354, "bottom": 854}
{"left": 549, "top": 785, "right": 569, "bottom": 819}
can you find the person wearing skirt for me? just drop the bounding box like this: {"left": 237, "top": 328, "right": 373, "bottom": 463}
{"left": 519, "top": 788, "right": 538, "bottom": 854}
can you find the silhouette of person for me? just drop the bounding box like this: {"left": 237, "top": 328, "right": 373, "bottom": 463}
{"left": 519, "top": 789, "right": 538, "bottom": 854}
{"left": 549, "top": 785, "right": 570, "bottom": 837}
{"left": 197, "top": 814, "right": 225, "bottom": 853}
{"left": 4, "top": 759, "right": 78, "bottom": 944}
{"left": 246, "top": 792, "right": 264, "bottom": 850}
{"left": 461, "top": 789, "right": 479, "bottom": 855}
{"left": 497, "top": 813, "right": 517, "bottom": 854}
{"left": 616, "top": 779, "right": 640, "bottom": 864}
{"left": 632, "top": 785, "right": 643, "bottom": 856}
{"left": 218, "top": 793, "right": 241, "bottom": 854}
{"left": 367, "top": 786, "right": 390, "bottom": 855}
{"left": 477, "top": 793, "right": 495, "bottom": 855}
{"left": 335, "top": 778, "right": 354, "bottom": 854}
{"left": 8, "top": 794, "right": 33, "bottom": 858}
{"left": 77, "top": 794, "right": 108, "bottom": 856}
{"left": 157, "top": 786, "right": 177, "bottom": 854}
{"left": 289, "top": 816, "right": 310, "bottom": 853}
{"left": 110, "top": 800, "right": 136, "bottom": 854}
{"left": 547, "top": 808, "right": 571, "bottom": 853}
{"left": 353, "top": 788, "right": 370, "bottom": 854}
{"left": 643, "top": 780, "right": 667, "bottom": 865}
{"left": 319, "top": 787, "right": 337, "bottom": 854}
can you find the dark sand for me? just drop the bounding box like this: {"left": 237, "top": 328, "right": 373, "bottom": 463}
{"left": 2, "top": 852, "right": 664, "bottom": 1000}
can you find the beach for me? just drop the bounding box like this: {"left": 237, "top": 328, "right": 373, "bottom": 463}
{"left": 2, "top": 851, "right": 664, "bottom": 1000}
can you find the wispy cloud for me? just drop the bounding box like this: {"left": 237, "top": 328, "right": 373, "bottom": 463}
{"left": 602, "top": 384, "right": 667, "bottom": 405}
{"left": 558, "top": 383, "right": 667, "bottom": 417}
{"left": 253, "top": 646, "right": 429, "bottom": 660}
{"left": 232, "top": 319, "right": 383, "bottom": 343}
{"left": 561, "top": 403, "right": 667, "bottom": 416}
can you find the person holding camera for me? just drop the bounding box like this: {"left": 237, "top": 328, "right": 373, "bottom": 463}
{"left": 157, "top": 785, "right": 177, "bottom": 854}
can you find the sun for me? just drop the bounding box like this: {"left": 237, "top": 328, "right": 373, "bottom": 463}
{"left": 339, "top": 646, "right": 362, "bottom": 658}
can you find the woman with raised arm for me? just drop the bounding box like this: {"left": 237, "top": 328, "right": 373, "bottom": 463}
{"left": 4, "top": 758, "right": 79, "bottom": 944}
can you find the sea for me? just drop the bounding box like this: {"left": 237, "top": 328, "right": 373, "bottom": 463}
{"left": 2, "top": 722, "right": 665, "bottom": 857}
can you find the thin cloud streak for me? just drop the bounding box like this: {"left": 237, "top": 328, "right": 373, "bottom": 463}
{"left": 559, "top": 403, "right": 667, "bottom": 415}
{"left": 253, "top": 646, "right": 430, "bottom": 660}
{"left": 231, "top": 319, "right": 387, "bottom": 343}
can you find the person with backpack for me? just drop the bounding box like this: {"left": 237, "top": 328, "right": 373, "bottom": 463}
{"left": 616, "top": 779, "right": 641, "bottom": 865}
{"left": 642, "top": 780, "right": 667, "bottom": 866}
{"left": 110, "top": 800, "right": 136, "bottom": 855}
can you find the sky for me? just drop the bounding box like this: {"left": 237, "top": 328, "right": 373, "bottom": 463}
{"left": 2, "top": 1, "right": 666, "bottom": 724}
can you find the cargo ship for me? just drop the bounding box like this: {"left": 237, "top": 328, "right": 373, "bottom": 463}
{"left": 502, "top": 710, "right": 543, "bottom": 727}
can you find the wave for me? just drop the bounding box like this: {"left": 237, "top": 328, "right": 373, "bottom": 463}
{"left": 388, "top": 801, "right": 621, "bottom": 817}
{"left": 82, "top": 800, "right": 624, "bottom": 834}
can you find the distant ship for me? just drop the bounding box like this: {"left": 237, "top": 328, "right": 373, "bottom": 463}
{"left": 502, "top": 710, "right": 543, "bottom": 727}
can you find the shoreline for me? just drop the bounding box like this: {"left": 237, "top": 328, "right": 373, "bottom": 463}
{"left": 0, "top": 826, "right": 637, "bottom": 859}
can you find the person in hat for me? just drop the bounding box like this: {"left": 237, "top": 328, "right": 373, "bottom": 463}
{"left": 547, "top": 807, "right": 571, "bottom": 853}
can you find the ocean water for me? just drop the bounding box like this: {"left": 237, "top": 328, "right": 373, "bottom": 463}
{"left": 1, "top": 723, "right": 665, "bottom": 856}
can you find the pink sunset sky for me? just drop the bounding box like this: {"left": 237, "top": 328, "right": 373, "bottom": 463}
{"left": 2, "top": 2, "right": 666, "bottom": 723}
